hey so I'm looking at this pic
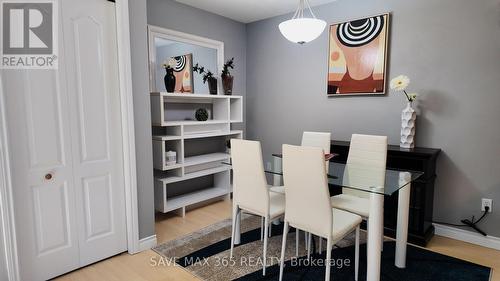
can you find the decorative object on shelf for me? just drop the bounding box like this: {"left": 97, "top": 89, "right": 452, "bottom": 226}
{"left": 327, "top": 13, "right": 390, "bottom": 96}
{"left": 171, "top": 54, "right": 193, "bottom": 93}
{"left": 221, "top": 57, "right": 234, "bottom": 95}
{"left": 279, "top": 0, "right": 326, "bottom": 44}
{"left": 207, "top": 77, "right": 218, "bottom": 95}
{"left": 165, "top": 151, "right": 177, "bottom": 166}
{"left": 195, "top": 108, "right": 209, "bottom": 121}
{"left": 390, "top": 75, "right": 418, "bottom": 149}
{"left": 162, "top": 58, "right": 176, "bottom": 93}
{"left": 193, "top": 63, "right": 217, "bottom": 95}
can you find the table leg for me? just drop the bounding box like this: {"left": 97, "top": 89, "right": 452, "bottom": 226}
{"left": 273, "top": 156, "right": 282, "bottom": 186}
{"left": 395, "top": 183, "right": 411, "bottom": 268}
{"left": 367, "top": 192, "right": 384, "bottom": 281}
{"left": 234, "top": 208, "right": 241, "bottom": 244}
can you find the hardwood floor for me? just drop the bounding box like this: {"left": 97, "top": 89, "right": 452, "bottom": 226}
{"left": 56, "top": 199, "right": 499, "bottom": 281}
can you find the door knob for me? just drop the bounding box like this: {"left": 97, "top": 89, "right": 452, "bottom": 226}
{"left": 44, "top": 173, "right": 53, "bottom": 180}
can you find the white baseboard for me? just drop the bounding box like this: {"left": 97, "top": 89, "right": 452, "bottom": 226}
{"left": 433, "top": 223, "right": 500, "bottom": 251}
{"left": 138, "top": 234, "right": 157, "bottom": 252}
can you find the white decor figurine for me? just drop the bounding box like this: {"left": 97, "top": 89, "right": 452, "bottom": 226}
{"left": 390, "top": 75, "right": 418, "bottom": 149}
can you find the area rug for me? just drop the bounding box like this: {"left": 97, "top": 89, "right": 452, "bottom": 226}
{"left": 153, "top": 216, "right": 492, "bottom": 281}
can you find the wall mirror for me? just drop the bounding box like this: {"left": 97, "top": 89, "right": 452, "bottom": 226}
{"left": 148, "top": 25, "right": 224, "bottom": 94}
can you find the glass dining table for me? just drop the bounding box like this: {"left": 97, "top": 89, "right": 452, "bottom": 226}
{"left": 226, "top": 154, "right": 423, "bottom": 281}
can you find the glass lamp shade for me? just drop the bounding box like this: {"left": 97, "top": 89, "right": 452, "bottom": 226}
{"left": 279, "top": 18, "right": 327, "bottom": 44}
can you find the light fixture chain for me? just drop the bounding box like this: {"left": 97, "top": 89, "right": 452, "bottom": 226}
{"left": 304, "top": 0, "right": 317, "bottom": 19}
{"left": 292, "top": 0, "right": 317, "bottom": 19}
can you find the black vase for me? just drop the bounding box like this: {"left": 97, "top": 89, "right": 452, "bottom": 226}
{"left": 207, "top": 77, "right": 217, "bottom": 95}
{"left": 164, "top": 68, "right": 176, "bottom": 93}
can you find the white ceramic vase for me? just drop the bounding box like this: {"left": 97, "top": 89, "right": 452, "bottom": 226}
{"left": 400, "top": 102, "right": 416, "bottom": 149}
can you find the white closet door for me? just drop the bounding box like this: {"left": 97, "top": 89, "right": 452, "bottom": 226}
{"left": 2, "top": 8, "right": 80, "bottom": 280}
{"left": 61, "top": 0, "right": 127, "bottom": 266}
{"left": 2, "top": 0, "right": 127, "bottom": 279}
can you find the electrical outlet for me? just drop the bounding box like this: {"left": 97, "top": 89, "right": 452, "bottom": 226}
{"left": 481, "top": 198, "right": 492, "bottom": 212}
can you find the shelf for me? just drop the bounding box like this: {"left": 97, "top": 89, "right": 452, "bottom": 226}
{"left": 151, "top": 89, "right": 242, "bottom": 215}
{"left": 165, "top": 186, "right": 230, "bottom": 212}
{"left": 184, "top": 152, "right": 229, "bottom": 167}
{"left": 164, "top": 120, "right": 228, "bottom": 126}
{"left": 151, "top": 92, "right": 242, "bottom": 99}
{"left": 183, "top": 130, "right": 242, "bottom": 139}
{"left": 164, "top": 163, "right": 182, "bottom": 170}
{"left": 156, "top": 166, "right": 230, "bottom": 184}
{"left": 152, "top": 135, "right": 182, "bottom": 141}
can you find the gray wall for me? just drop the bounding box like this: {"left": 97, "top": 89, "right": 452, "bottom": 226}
{"left": 0, "top": 215, "right": 8, "bottom": 281}
{"left": 246, "top": 0, "right": 500, "bottom": 236}
{"left": 129, "top": 0, "right": 156, "bottom": 239}
{"left": 128, "top": 0, "right": 248, "bottom": 239}
{"left": 147, "top": 0, "right": 247, "bottom": 133}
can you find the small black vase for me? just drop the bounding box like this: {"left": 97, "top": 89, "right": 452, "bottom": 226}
{"left": 164, "top": 68, "right": 176, "bottom": 93}
{"left": 207, "top": 77, "right": 217, "bottom": 95}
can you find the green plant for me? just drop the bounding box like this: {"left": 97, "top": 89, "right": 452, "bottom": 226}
{"left": 221, "top": 57, "right": 234, "bottom": 77}
{"left": 193, "top": 63, "right": 214, "bottom": 83}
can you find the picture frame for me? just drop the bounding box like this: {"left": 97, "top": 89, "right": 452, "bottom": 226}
{"left": 327, "top": 13, "right": 390, "bottom": 96}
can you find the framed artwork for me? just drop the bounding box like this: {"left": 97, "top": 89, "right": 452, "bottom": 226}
{"left": 171, "top": 53, "right": 193, "bottom": 93}
{"left": 327, "top": 13, "right": 390, "bottom": 96}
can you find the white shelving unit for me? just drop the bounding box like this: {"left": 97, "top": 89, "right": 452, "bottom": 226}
{"left": 151, "top": 92, "right": 243, "bottom": 216}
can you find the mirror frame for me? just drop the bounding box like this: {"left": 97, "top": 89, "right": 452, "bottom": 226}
{"left": 147, "top": 25, "right": 225, "bottom": 94}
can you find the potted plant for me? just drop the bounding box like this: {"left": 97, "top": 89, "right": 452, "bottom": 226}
{"left": 390, "top": 75, "right": 418, "bottom": 149}
{"left": 193, "top": 63, "right": 217, "bottom": 95}
{"left": 161, "top": 58, "right": 176, "bottom": 93}
{"left": 221, "top": 57, "right": 234, "bottom": 95}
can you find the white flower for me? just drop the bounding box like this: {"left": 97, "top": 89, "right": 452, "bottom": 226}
{"left": 162, "top": 58, "right": 177, "bottom": 69}
{"left": 168, "top": 58, "right": 176, "bottom": 68}
{"left": 390, "top": 75, "right": 410, "bottom": 91}
{"left": 408, "top": 93, "right": 418, "bottom": 101}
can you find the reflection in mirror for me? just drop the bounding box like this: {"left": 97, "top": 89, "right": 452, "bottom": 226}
{"left": 154, "top": 37, "right": 218, "bottom": 93}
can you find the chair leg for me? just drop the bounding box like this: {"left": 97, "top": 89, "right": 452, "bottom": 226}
{"left": 263, "top": 216, "right": 269, "bottom": 276}
{"left": 307, "top": 232, "right": 312, "bottom": 261}
{"left": 325, "top": 237, "right": 332, "bottom": 281}
{"left": 381, "top": 230, "right": 384, "bottom": 252}
{"left": 295, "top": 228, "right": 299, "bottom": 257}
{"left": 260, "top": 217, "right": 264, "bottom": 241}
{"left": 318, "top": 237, "right": 322, "bottom": 254}
{"left": 279, "top": 221, "right": 289, "bottom": 281}
{"left": 366, "top": 219, "right": 369, "bottom": 250}
{"left": 355, "top": 225, "right": 360, "bottom": 281}
{"left": 381, "top": 213, "right": 384, "bottom": 252}
{"left": 304, "top": 231, "right": 308, "bottom": 249}
{"left": 230, "top": 205, "right": 239, "bottom": 259}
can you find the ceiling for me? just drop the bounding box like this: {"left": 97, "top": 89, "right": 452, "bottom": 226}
{"left": 174, "top": 0, "right": 337, "bottom": 23}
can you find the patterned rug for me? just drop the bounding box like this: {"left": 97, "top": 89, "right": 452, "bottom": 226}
{"left": 153, "top": 216, "right": 492, "bottom": 281}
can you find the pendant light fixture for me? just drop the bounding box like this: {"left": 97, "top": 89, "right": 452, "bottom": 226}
{"left": 279, "top": 0, "right": 327, "bottom": 44}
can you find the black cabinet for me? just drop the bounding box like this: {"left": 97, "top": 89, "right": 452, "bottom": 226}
{"left": 330, "top": 140, "right": 441, "bottom": 246}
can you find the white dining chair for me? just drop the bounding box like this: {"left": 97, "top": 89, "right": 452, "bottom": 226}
{"left": 301, "top": 131, "right": 331, "bottom": 253}
{"left": 279, "top": 144, "right": 361, "bottom": 281}
{"left": 330, "top": 134, "right": 388, "bottom": 249}
{"left": 270, "top": 131, "right": 332, "bottom": 254}
{"left": 229, "top": 139, "right": 285, "bottom": 276}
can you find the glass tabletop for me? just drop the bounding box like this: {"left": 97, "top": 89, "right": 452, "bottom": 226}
{"left": 223, "top": 155, "right": 423, "bottom": 196}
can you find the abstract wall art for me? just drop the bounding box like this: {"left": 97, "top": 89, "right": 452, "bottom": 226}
{"left": 171, "top": 53, "right": 193, "bottom": 93}
{"left": 327, "top": 13, "right": 390, "bottom": 96}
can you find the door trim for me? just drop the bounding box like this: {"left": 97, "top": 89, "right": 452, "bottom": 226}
{"left": 0, "top": 1, "right": 140, "bottom": 280}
